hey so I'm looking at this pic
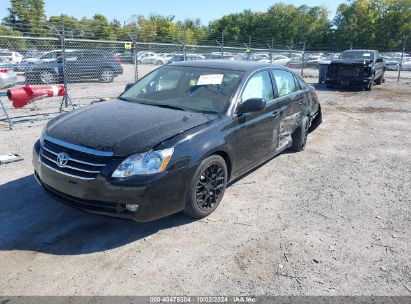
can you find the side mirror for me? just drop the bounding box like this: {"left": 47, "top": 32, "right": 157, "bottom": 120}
{"left": 376, "top": 58, "right": 384, "bottom": 63}
{"left": 237, "top": 98, "right": 266, "bottom": 114}
{"left": 124, "top": 83, "right": 134, "bottom": 92}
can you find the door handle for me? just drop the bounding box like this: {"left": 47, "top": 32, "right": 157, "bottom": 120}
{"left": 272, "top": 111, "right": 280, "bottom": 118}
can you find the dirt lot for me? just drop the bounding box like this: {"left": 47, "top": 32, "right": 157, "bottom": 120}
{"left": 0, "top": 66, "right": 410, "bottom": 296}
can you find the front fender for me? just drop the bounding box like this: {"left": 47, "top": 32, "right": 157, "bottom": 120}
{"left": 155, "top": 116, "right": 237, "bottom": 176}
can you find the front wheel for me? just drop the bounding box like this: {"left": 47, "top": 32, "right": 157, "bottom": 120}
{"left": 290, "top": 116, "right": 310, "bottom": 152}
{"left": 375, "top": 74, "right": 384, "bottom": 85}
{"left": 184, "top": 155, "right": 228, "bottom": 219}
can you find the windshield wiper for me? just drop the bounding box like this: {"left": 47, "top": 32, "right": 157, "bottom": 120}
{"left": 118, "top": 96, "right": 133, "bottom": 102}
{"left": 152, "top": 104, "right": 187, "bottom": 111}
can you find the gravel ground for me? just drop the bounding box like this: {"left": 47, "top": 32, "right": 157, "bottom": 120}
{"left": 0, "top": 65, "right": 410, "bottom": 296}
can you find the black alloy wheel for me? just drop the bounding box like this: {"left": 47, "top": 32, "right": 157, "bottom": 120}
{"left": 196, "top": 162, "right": 226, "bottom": 211}
{"left": 185, "top": 155, "right": 228, "bottom": 218}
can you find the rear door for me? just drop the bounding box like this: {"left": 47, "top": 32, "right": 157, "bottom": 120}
{"left": 64, "top": 52, "right": 84, "bottom": 80}
{"left": 271, "top": 69, "right": 305, "bottom": 149}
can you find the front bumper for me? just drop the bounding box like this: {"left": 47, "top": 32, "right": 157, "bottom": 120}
{"left": 33, "top": 140, "right": 195, "bottom": 222}
{"left": 326, "top": 78, "right": 371, "bottom": 88}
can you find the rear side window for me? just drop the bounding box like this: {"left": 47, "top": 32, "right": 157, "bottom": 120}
{"left": 272, "top": 70, "right": 300, "bottom": 97}
{"left": 241, "top": 70, "right": 274, "bottom": 102}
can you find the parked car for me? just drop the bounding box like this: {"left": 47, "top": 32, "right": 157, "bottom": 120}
{"left": 18, "top": 50, "right": 76, "bottom": 71}
{"left": 203, "top": 53, "right": 236, "bottom": 60}
{"left": 137, "top": 52, "right": 158, "bottom": 64}
{"left": 33, "top": 60, "right": 322, "bottom": 222}
{"left": 155, "top": 53, "right": 174, "bottom": 65}
{"left": 25, "top": 50, "right": 123, "bottom": 84}
{"left": 116, "top": 52, "right": 134, "bottom": 64}
{"left": 258, "top": 54, "right": 291, "bottom": 66}
{"left": 401, "top": 57, "right": 411, "bottom": 71}
{"left": 383, "top": 57, "right": 400, "bottom": 71}
{"left": 0, "top": 51, "right": 23, "bottom": 65}
{"left": 169, "top": 54, "right": 205, "bottom": 63}
{"left": 0, "top": 64, "right": 18, "bottom": 89}
{"left": 326, "top": 49, "right": 385, "bottom": 90}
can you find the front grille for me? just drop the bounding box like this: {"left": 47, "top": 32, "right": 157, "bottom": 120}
{"left": 328, "top": 65, "right": 364, "bottom": 78}
{"left": 40, "top": 138, "right": 111, "bottom": 180}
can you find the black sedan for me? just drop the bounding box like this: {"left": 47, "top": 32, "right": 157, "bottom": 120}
{"left": 33, "top": 60, "right": 322, "bottom": 222}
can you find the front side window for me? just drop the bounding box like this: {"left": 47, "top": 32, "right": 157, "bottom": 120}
{"left": 241, "top": 70, "right": 273, "bottom": 103}
{"left": 121, "top": 66, "right": 243, "bottom": 114}
{"left": 272, "top": 70, "right": 300, "bottom": 97}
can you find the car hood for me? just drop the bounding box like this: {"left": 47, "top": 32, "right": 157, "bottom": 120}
{"left": 45, "top": 99, "right": 218, "bottom": 156}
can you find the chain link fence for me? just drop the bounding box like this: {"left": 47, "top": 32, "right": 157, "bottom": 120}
{"left": 0, "top": 31, "right": 410, "bottom": 129}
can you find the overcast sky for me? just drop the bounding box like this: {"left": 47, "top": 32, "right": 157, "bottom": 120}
{"left": 0, "top": 0, "right": 346, "bottom": 24}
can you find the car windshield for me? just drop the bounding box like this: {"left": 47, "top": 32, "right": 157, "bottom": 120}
{"left": 339, "top": 51, "right": 374, "bottom": 60}
{"left": 120, "top": 66, "right": 243, "bottom": 114}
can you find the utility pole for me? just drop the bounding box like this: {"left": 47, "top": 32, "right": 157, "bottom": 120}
{"left": 182, "top": 27, "right": 187, "bottom": 61}
{"left": 216, "top": 31, "right": 224, "bottom": 59}
{"left": 54, "top": 14, "right": 73, "bottom": 111}
{"left": 221, "top": 31, "right": 224, "bottom": 59}
{"left": 397, "top": 36, "right": 407, "bottom": 82}
{"left": 300, "top": 41, "right": 306, "bottom": 77}
{"left": 248, "top": 35, "right": 251, "bottom": 60}
{"left": 268, "top": 37, "right": 274, "bottom": 62}
{"left": 129, "top": 22, "right": 139, "bottom": 82}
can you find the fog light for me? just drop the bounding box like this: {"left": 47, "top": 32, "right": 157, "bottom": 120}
{"left": 126, "top": 204, "right": 139, "bottom": 212}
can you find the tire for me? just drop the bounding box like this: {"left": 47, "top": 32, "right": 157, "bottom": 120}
{"left": 100, "top": 69, "right": 114, "bottom": 83}
{"left": 290, "top": 116, "right": 310, "bottom": 152}
{"left": 309, "top": 106, "right": 322, "bottom": 133}
{"left": 365, "top": 75, "right": 374, "bottom": 91}
{"left": 375, "top": 74, "right": 384, "bottom": 85}
{"left": 184, "top": 155, "right": 228, "bottom": 219}
{"left": 39, "top": 70, "right": 57, "bottom": 84}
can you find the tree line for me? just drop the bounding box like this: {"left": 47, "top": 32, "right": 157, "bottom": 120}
{"left": 0, "top": 0, "right": 410, "bottom": 51}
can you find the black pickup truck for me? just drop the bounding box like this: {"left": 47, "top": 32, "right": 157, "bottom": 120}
{"left": 326, "top": 50, "right": 385, "bottom": 90}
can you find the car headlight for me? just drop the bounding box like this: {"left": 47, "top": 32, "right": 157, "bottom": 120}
{"left": 112, "top": 148, "right": 174, "bottom": 177}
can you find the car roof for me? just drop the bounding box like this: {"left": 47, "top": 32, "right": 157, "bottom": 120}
{"left": 170, "top": 60, "right": 289, "bottom": 72}
{"left": 343, "top": 49, "right": 378, "bottom": 53}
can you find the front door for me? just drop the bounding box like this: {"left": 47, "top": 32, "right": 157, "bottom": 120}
{"left": 234, "top": 70, "right": 281, "bottom": 173}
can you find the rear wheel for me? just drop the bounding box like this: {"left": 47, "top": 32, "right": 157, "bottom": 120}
{"left": 184, "top": 155, "right": 227, "bottom": 219}
{"left": 101, "top": 69, "right": 114, "bottom": 82}
{"left": 309, "top": 106, "right": 322, "bottom": 133}
{"left": 39, "top": 70, "right": 57, "bottom": 84}
{"left": 290, "top": 116, "right": 310, "bottom": 152}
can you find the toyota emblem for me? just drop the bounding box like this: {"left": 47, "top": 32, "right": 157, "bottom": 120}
{"left": 56, "top": 152, "right": 70, "bottom": 167}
